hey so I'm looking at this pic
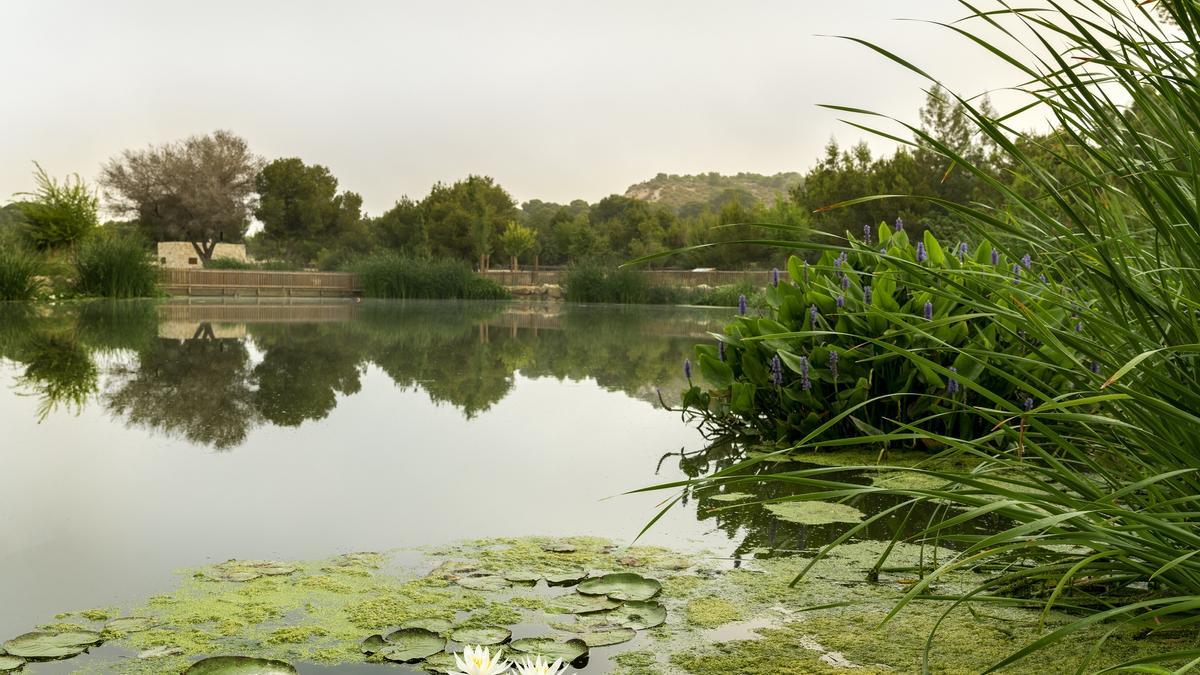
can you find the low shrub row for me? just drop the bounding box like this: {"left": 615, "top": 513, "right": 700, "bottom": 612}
{"left": 353, "top": 255, "right": 510, "bottom": 300}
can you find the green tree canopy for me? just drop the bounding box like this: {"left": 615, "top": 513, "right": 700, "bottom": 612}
{"left": 422, "top": 175, "right": 517, "bottom": 268}
{"left": 253, "top": 157, "right": 363, "bottom": 263}
{"left": 16, "top": 162, "right": 98, "bottom": 251}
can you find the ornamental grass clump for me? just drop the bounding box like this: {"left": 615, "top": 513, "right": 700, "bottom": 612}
{"left": 682, "top": 225, "right": 1082, "bottom": 445}
{"left": 0, "top": 248, "right": 42, "bottom": 301}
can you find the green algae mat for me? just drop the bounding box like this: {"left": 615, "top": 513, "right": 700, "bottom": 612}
{"left": 7, "top": 537, "right": 1194, "bottom": 674}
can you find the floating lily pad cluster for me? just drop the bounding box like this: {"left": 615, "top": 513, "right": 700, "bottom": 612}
{"left": 1, "top": 614, "right": 161, "bottom": 671}
{"left": 360, "top": 568, "right": 667, "bottom": 672}
{"left": 183, "top": 655, "right": 298, "bottom": 674}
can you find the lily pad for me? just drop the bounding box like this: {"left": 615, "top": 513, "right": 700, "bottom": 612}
{"left": 421, "top": 651, "right": 461, "bottom": 673}
{"left": 546, "top": 593, "right": 622, "bottom": 614}
{"left": 360, "top": 634, "right": 387, "bottom": 655}
{"left": 763, "top": 500, "right": 864, "bottom": 525}
{"left": 503, "top": 570, "right": 542, "bottom": 583}
{"left": 400, "top": 618, "right": 455, "bottom": 635}
{"left": 0, "top": 655, "right": 25, "bottom": 672}
{"left": 103, "top": 617, "right": 157, "bottom": 634}
{"left": 183, "top": 656, "right": 298, "bottom": 674}
{"left": 577, "top": 573, "right": 661, "bottom": 601}
{"left": 509, "top": 637, "right": 588, "bottom": 665}
{"left": 379, "top": 628, "right": 446, "bottom": 662}
{"left": 3, "top": 630, "right": 102, "bottom": 659}
{"left": 448, "top": 626, "right": 511, "bottom": 646}
{"left": 577, "top": 626, "right": 637, "bottom": 647}
{"left": 455, "top": 575, "right": 510, "bottom": 592}
{"left": 709, "top": 492, "right": 753, "bottom": 502}
{"left": 544, "top": 569, "right": 589, "bottom": 586}
{"left": 593, "top": 601, "right": 667, "bottom": 630}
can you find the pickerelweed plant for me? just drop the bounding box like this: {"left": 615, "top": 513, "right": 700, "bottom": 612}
{"left": 682, "top": 225, "right": 1090, "bottom": 447}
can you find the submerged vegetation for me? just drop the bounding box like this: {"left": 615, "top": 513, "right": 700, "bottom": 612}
{"left": 652, "top": 0, "right": 1200, "bottom": 670}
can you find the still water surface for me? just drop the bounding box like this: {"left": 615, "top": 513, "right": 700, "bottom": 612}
{"left": 0, "top": 299, "right": 969, "bottom": 671}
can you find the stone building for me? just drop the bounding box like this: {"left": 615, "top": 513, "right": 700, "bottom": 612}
{"left": 157, "top": 242, "right": 249, "bottom": 268}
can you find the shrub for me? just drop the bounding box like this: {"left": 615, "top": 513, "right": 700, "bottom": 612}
{"left": 74, "top": 236, "right": 158, "bottom": 298}
{"left": 683, "top": 228, "right": 1083, "bottom": 444}
{"left": 17, "top": 163, "right": 98, "bottom": 251}
{"left": 0, "top": 248, "right": 42, "bottom": 301}
{"left": 353, "top": 255, "right": 509, "bottom": 300}
{"left": 205, "top": 257, "right": 301, "bottom": 271}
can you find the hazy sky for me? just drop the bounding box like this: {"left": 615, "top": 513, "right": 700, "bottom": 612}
{"left": 1, "top": 1, "right": 1027, "bottom": 215}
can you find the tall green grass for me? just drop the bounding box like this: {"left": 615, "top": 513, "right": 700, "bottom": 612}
{"left": 640, "top": 1, "right": 1200, "bottom": 670}
{"left": 73, "top": 236, "right": 159, "bottom": 298}
{"left": 353, "top": 255, "right": 510, "bottom": 300}
{"left": 0, "top": 248, "right": 42, "bottom": 301}
{"left": 564, "top": 262, "right": 764, "bottom": 306}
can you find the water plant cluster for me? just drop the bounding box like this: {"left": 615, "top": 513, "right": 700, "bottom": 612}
{"left": 682, "top": 225, "right": 1086, "bottom": 444}
{"left": 563, "top": 262, "right": 765, "bottom": 308}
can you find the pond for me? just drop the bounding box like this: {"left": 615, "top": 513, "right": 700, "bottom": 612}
{"left": 0, "top": 299, "right": 996, "bottom": 673}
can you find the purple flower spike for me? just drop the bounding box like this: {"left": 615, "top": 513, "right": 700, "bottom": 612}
{"left": 863, "top": 285, "right": 873, "bottom": 304}
{"left": 738, "top": 294, "right": 748, "bottom": 315}
{"left": 1075, "top": 320, "right": 1083, "bottom": 333}
{"left": 880, "top": 246, "right": 887, "bottom": 254}
{"left": 684, "top": 358, "right": 692, "bottom": 380}
{"left": 1012, "top": 264, "right": 1021, "bottom": 284}
{"left": 863, "top": 223, "right": 872, "bottom": 245}
{"left": 916, "top": 241, "right": 928, "bottom": 263}
{"left": 947, "top": 366, "right": 959, "bottom": 394}
{"left": 829, "top": 351, "right": 839, "bottom": 380}
{"left": 841, "top": 274, "right": 851, "bottom": 290}
{"left": 1023, "top": 396, "right": 1035, "bottom": 411}
{"left": 810, "top": 304, "right": 819, "bottom": 325}
{"left": 991, "top": 248, "right": 1000, "bottom": 265}
{"left": 770, "top": 355, "right": 784, "bottom": 386}
{"left": 1090, "top": 360, "right": 1101, "bottom": 374}
{"left": 894, "top": 217, "right": 904, "bottom": 232}
{"left": 771, "top": 267, "right": 780, "bottom": 288}
{"left": 1039, "top": 273, "right": 1048, "bottom": 284}
{"left": 957, "top": 242, "right": 969, "bottom": 260}
{"left": 800, "top": 356, "right": 812, "bottom": 391}
{"left": 923, "top": 300, "right": 933, "bottom": 321}
{"left": 1022, "top": 253, "right": 1033, "bottom": 270}
{"left": 836, "top": 294, "right": 845, "bottom": 308}
{"left": 718, "top": 341, "right": 726, "bottom": 362}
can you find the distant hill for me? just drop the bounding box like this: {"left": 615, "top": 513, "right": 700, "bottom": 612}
{"left": 624, "top": 171, "right": 802, "bottom": 210}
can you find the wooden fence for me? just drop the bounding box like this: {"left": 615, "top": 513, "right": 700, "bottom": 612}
{"left": 158, "top": 267, "right": 772, "bottom": 297}
{"left": 482, "top": 269, "right": 772, "bottom": 287}
{"left": 159, "top": 269, "right": 362, "bottom": 297}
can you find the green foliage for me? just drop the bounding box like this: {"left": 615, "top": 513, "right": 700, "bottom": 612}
{"left": 253, "top": 158, "right": 364, "bottom": 264}
{"left": 16, "top": 163, "right": 98, "bottom": 251}
{"left": 73, "top": 235, "right": 159, "bottom": 298}
{"left": 353, "top": 255, "right": 510, "bottom": 300}
{"left": 497, "top": 221, "right": 537, "bottom": 269}
{"left": 204, "top": 257, "right": 301, "bottom": 271}
{"left": 651, "top": 1, "right": 1200, "bottom": 671}
{"left": 422, "top": 175, "right": 517, "bottom": 266}
{"left": 684, "top": 229, "right": 1079, "bottom": 444}
{"left": 564, "top": 263, "right": 659, "bottom": 304}
{"left": 0, "top": 247, "right": 42, "bottom": 301}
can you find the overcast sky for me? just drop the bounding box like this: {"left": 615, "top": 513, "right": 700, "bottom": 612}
{"left": 0, "top": 1, "right": 1029, "bottom": 215}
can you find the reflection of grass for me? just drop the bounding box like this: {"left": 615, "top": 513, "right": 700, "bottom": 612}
{"left": 18, "top": 332, "right": 98, "bottom": 421}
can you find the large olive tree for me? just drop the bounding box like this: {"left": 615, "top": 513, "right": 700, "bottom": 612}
{"left": 100, "top": 130, "right": 263, "bottom": 262}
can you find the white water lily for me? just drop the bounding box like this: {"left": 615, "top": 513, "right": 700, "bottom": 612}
{"left": 514, "top": 655, "right": 568, "bottom": 675}
{"left": 452, "top": 645, "right": 511, "bottom": 675}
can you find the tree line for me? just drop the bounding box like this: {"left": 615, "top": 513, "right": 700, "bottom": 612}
{"left": 2, "top": 86, "right": 1069, "bottom": 271}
